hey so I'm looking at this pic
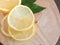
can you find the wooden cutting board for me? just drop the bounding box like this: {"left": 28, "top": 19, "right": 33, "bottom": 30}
{"left": 0, "top": 0, "right": 60, "bottom": 45}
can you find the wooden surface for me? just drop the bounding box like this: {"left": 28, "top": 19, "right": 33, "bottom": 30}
{"left": 0, "top": 0, "right": 60, "bottom": 45}
{"left": 0, "top": 12, "right": 8, "bottom": 45}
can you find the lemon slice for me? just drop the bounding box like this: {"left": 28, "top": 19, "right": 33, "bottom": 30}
{"left": 1, "top": 15, "right": 10, "bottom": 37}
{"left": 0, "top": 0, "right": 21, "bottom": 13}
{"left": 7, "top": 5, "right": 35, "bottom": 31}
{"left": 8, "top": 24, "right": 36, "bottom": 41}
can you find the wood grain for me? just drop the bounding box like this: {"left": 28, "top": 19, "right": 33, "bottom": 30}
{"left": 0, "top": 0, "right": 60, "bottom": 45}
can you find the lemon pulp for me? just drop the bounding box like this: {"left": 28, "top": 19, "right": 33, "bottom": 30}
{"left": 0, "top": 0, "right": 21, "bottom": 13}
{"left": 8, "top": 24, "right": 36, "bottom": 41}
{"left": 7, "top": 5, "right": 35, "bottom": 31}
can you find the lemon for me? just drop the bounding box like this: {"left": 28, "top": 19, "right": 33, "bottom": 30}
{"left": 7, "top": 5, "right": 35, "bottom": 31}
{"left": 8, "top": 24, "right": 36, "bottom": 41}
{"left": 0, "top": 0, "right": 21, "bottom": 13}
{"left": 1, "top": 15, "right": 10, "bottom": 37}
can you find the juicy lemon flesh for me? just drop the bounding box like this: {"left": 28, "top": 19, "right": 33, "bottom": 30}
{"left": 0, "top": 0, "right": 19, "bottom": 11}
{"left": 8, "top": 5, "right": 34, "bottom": 30}
{"left": 8, "top": 24, "right": 36, "bottom": 41}
{"left": 10, "top": 14, "right": 33, "bottom": 30}
{"left": 9, "top": 27, "right": 33, "bottom": 39}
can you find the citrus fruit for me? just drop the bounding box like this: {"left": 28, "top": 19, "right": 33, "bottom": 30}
{"left": 0, "top": 0, "right": 21, "bottom": 13}
{"left": 1, "top": 15, "right": 10, "bottom": 37}
{"left": 7, "top": 5, "right": 35, "bottom": 31}
{"left": 8, "top": 24, "right": 36, "bottom": 41}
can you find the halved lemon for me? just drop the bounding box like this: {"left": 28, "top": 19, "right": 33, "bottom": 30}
{"left": 0, "top": 0, "right": 21, "bottom": 13}
{"left": 1, "top": 15, "right": 10, "bottom": 37}
{"left": 7, "top": 5, "right": 35, "bottom": 31}
{"left": 8, "top": 24, "right": 36, "bottom": 41}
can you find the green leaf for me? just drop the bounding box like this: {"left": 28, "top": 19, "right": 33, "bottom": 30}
{"left": 21, "top": 0, "right": 45, "bottom": 13}
{"left": 29, "top": 4, "right": 45, "bottom": 13}
{"left": 21, "top": 0, "right": 36, "bottom": 4}
{"left": 22, "top": 4, "right": 45, "bottom": 13}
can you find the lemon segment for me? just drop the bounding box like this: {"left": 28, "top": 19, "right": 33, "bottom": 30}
{"left": 7, "top": 5, "right": 35, "bottom": 31}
